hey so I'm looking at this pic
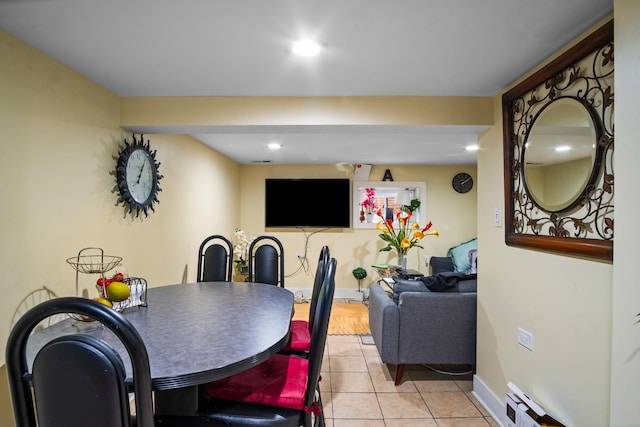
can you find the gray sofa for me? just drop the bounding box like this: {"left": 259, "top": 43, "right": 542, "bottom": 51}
{"left": 368, "top": 256, "right": 477, "bottom": 384}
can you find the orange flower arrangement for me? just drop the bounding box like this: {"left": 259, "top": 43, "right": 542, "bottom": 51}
{"left": 376, "top": 200, "right": 439, "bottom": 256}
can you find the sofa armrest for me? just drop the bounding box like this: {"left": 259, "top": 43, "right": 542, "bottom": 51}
{"left": 368, "top": 283, "right": 400, "bottom": 364}
{"left": 397, "top": 291, "right": 477, "bottom": 365}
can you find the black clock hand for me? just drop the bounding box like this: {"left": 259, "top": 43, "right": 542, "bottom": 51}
{"left": 136, "top": 162, "right": 145, "bottom": 184}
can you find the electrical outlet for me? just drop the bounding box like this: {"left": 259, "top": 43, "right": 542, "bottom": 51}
{"left": 517, "top": 328, "right": 534, "bottom": 351}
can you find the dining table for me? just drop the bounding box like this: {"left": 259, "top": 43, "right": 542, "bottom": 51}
{"left": 24, "top": 281, "right": 295, "bottom": 415}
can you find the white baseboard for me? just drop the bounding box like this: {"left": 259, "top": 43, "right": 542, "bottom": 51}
{"left": 288, "top": 287, "right": 369, "bottom": 300}
{"left": 473, "top": 374, "right": 505, "bottom": 427}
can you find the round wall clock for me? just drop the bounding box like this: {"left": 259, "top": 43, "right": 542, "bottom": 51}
{"left": 452, "top": 172, "right": 473, "bottom": 194}
{"left": 115, "top": 134, "right": 163, "bottom": 217}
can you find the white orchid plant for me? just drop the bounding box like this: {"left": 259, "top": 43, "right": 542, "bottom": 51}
{"left": 233, "top": 228, "right": 255, "bottom": 271}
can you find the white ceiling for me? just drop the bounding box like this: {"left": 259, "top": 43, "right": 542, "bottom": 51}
{"left": 0, "top": 0, "right": 612, "bottom": 165}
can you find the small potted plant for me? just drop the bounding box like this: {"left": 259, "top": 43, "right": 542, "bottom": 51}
{"left": 352, "top": 267, "right": 368, "bottom": 301}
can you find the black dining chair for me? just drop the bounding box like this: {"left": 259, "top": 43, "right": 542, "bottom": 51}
{"left": 280, "top": 245, "right": 330, "bottom": 355}
{"left": 6, "top": 297, "right": 155, "bottom": 427}
{"left": 247, "top": 235, "right": 285, "bottom": 287}
{"left": 197, "top": 235, "right": 234, "bottom": 282}
{"left": 198, "top": 257, "right": 337, "bottom": 427}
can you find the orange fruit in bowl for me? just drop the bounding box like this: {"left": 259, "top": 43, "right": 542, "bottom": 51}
{"left": 79, "top": 297, "right": 113, "bottom": 321}
{"left": 93, "top": 297, "right": 113, "bottom": 308}
{"left": 106, "top": 282, "right": 131, "bottom": 302}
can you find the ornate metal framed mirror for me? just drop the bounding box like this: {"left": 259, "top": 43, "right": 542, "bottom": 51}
{"left": 502, "top": 21, "right": 613, "bottom": 261}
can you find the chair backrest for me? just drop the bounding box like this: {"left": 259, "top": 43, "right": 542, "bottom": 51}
{"left": 197, "top": 235, "right": 234, "bottom": 282}
{"left": 247, "top": 235, "right": 284, "bottom": 287}
{"left": 6, "top": 297, "right": 155, "bottom": 427}
{"left": 32, "top": 335, "right": 130, "bottom": 427}
{"left": 304, "top": 257, "right": 336, "bottom": 408}
{"left": 308, "top": 246, "right": 330, "bottom": 329}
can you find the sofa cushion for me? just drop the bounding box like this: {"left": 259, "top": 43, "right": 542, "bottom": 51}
{"left": 392, "top": 280, "right": 429, "bottom": 302}
{"left": 457, "top": 278, "right": 477, "bottom": 293}
{"left": 447, "top": 238, "right": 477, "bottom": 273}
{"left": 392, "top": 273, "right": 477, "bottom": 301}
{"left": 429, "top": 256, "right": 454, "bottom": 275}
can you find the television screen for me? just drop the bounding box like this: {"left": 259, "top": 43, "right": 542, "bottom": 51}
{"left": 265, "top": 178, "right": 351, "bottom": 228}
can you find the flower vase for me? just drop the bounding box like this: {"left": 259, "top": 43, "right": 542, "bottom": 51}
{"left": 235, "top": 264, "right": 249, "bottom": 277}
{"left": 366, "top": 213, "right": 375, "bottom": 223}
{"left": 397, "top": 253, "right": 407, "bottom": 271}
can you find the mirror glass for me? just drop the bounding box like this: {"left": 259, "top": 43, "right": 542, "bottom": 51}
{"left": 353, "top": 181, "right": 427, "bottom": 229}
{"left": 523, "top": 98, "right": 597, "bottom": 212}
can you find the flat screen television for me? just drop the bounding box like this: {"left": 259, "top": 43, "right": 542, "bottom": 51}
{"left": 265, "top": 178, "right": 351, "bottom": 228}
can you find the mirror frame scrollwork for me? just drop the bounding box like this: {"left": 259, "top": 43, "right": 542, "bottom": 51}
{"left": 502, "top": 21, "right": 614, "bottom": 261}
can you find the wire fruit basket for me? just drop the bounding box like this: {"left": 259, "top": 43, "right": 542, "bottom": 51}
{"left": 66, "top": 247, "right": 122, "bottom": 280}
{"left": 97, "top": 277, "right": 148, "bottom": 312}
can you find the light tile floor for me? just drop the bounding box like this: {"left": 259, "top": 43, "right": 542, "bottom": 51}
{"left": 321, "top": 334, "right": 499, "bottom": 427}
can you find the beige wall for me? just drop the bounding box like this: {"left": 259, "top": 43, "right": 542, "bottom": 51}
{"left": 474, "top": 14, "right": 640, "bottom": 427}
{"left": 121, "top": 96, "right": 493, "bottom": 128}
{"left": 611, "top": 1, "right": 640, "bottom": 425}
{"left": 478, "top": 96, "right": 612, "bottom": 427}
{"left": 237, "top": 164, "right": 477, "bottom": 293}
{"left": 0, "top": 30, "right": 241, "bottom": 426}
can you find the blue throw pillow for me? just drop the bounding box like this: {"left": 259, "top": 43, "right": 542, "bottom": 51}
{"left": 447, "top": 238, "right": 477, "bottom": 273}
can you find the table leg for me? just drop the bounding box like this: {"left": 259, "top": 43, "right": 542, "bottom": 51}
{"left": 154, "top": 386, "right": 198, "bottom": 416}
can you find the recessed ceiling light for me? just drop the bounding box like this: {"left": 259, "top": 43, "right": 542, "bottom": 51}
{"left": 292, "top": 40, "right": 322, "bottom": 57}
{"left": 465, "top": 144, "right": 479, "bottom": 151}
{"left": 555, "top": 145, "right": 571, "bottom": 152}
{"left": 267, "top": 143, "right": 282, "bottom": 150}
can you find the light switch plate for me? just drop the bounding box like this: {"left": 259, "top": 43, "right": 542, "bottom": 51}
{"left": 494, "top": 205, "right": 503, "bottom": 227}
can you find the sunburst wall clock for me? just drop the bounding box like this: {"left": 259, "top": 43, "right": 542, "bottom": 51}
{"left": 115, "top": 134, "right": 163, "bottom": 217}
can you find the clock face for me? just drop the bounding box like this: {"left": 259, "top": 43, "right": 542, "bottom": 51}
{"left": 115, "top": 134, "right": 162, "bottom": 217}
{"left": 452, "top": 173, "right": 473, "bottom": 193}
{"left": 126, "top": 149, "right": 154, "bottom": 203}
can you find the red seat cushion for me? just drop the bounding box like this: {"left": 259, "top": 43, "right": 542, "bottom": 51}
{"left": 205, "top": 354, "right": 308, "bottom": 411}
{"left": 281, "top": 320, "right": 311, "bottom": 352}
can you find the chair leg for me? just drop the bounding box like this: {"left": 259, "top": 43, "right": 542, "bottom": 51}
{"left": 315, "top": 392, "right": 325, "bottom": 427}
{"left": 303, "top": 410, "right": 312, "bottom": 427}
{"left": 394, "top": 364, "right": 405, "bottom": 386}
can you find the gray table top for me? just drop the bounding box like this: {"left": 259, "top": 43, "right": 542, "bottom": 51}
{"left": 26, "top": 282, "right": 294, "bottom": 390}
